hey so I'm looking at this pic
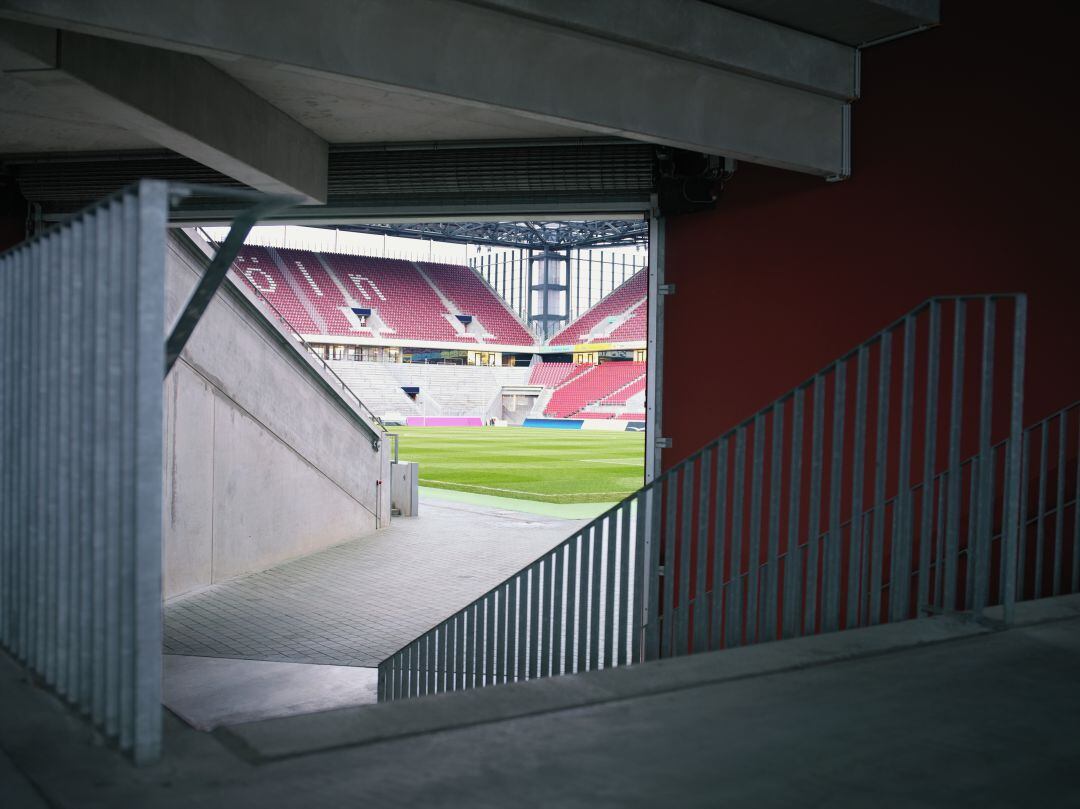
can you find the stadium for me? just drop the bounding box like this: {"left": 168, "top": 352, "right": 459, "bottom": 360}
{"left": 1, "top": 2, "right": 1080, "bottom": 805}
{"left": 223, "top": 227, "right": 649, "bottom": 504}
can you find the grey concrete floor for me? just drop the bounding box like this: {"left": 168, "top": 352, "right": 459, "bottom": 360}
{"left": 162, "top": 655, "right": 379, "bottom": 730}
{"left": 164, "top": 497, "right": 587, "bottom": 667}
{"left": 3, "top": 597, "right": 1079, "bottom": 808}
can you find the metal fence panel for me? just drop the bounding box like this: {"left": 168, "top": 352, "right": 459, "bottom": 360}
{"left": 0, "top": 180, "right": 166, "bottom": 763}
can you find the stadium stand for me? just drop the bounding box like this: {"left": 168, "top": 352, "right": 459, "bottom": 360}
{"left": 418, "top": 364, "right": 530, "bottom": 416}
{"left": 528, "top": 361, "right": 580, "bottom": 387}
{"left": 420, "top": 261, "right": 535, "bottom": 346}
{"left": 231, "top": 246, "right": 645, "bottom": 348}
{"left": 549, "top": 269, "right": 647, "bottom": 345}
{"left": 230, "top": 246, "right": 648, "bottom": 422}
{"left": 274, "top": 247, "right": 357, "bottom": 335}
{"left": 232, "top": 246, "right": 320, "bottom": 334}
{"left": 231, "top": 247, "right": 539, "bottom": 345}
{"left": 598, "top": 375, "right": 646, "bottom": 406}
{"left": 328, "top": 360, "right": 530, "bottom": 419}
{"left": 321, "top": 253, "right": 461, "bottom": 342}
{"left": 325, "top": 361, "right": 423, "bottom": 418}
{"left": 607, "top": 299, "right": 647, "bottom": 343}
{"left": 544, "top": 361, "right": 646, "bottom": 418}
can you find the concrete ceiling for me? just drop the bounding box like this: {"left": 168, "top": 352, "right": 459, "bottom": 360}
{"left": 0, "top": 71, "right": 155, "bottom": 152}
{"left": 210, "top": 57, "right": 590, "bottom": 144}
{"left": 0, "top": 0, "right": 939, "bottom": 207}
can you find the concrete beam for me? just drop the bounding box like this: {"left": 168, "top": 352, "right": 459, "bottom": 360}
{"left": 717, "top": 0, "right": 940, "bottom": 47}
{"left": 0, "top": 0, "right": 852, "bottom": 177}
{"left": 0, "top": 24, "right": 328, "bottom": 202}
{"left": 463, "top": 0, "right": 858, "bottom": 99}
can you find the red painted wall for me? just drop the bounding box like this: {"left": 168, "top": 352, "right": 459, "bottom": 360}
{"left": 662, "top": 3, "right": 1080, "bottom": 469}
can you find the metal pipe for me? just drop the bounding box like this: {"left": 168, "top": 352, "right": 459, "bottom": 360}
{"left": 710, "top": 438, "right": 729, "bottom": 649}
{"left": 765, "top": 402, "right": 784, "bottom": 641}
{"left": 891, "top": 315, "right": 917, "bottom": 621}
{"left": 727, "top": 428, "right": 748, "bottom": 646}
{"left": 694, "top": 447, "right": 713, "bottom": 651}
{"left": 805, "top": 377, "right": 826, "bottom": 635}
{"left": 869, "top": 332, "right": 892, "bottom": 625}
{"left": 748, "top": 414, "right": 766, "bottom": 642}
{"left": 999, "top": 296, "right": 1025, "bottom": 622}
{"left": 943, "top": 302, "right": 966, "bottom": 612}
{"left": 972, "top": 301, "right": 996, "bottom": 614}
{"left": 917, "top": 302, "right": 941, "bottom": 614}
{"left": 847, "top": 347, "right": 869, "bottom": 628}
{"left": 782, "top": 391, "right": 804, "bottom": 639}
{"left": 824, "top": 362, "right": 847, "bottom": 633}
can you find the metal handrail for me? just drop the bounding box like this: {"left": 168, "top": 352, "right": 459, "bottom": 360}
{"left": 1016, "top": 400, "right": 1080, "bottom": 600}
{"left": 377, "top": 293, "right": 1029, "bottom": 702}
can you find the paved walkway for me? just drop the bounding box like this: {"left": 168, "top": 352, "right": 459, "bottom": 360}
{"left": 4, "top": 597, "right": 1079, "bottom": 808}
{"left": 163, "top": 656, "right": 378, "bottom": 730}
{"left": 164, "top": 498, "right": 586, "bottom": 667}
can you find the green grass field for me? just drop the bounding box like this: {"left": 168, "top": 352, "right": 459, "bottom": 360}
{"left": 393, "top": 426, "right": 645, "bottom": 504}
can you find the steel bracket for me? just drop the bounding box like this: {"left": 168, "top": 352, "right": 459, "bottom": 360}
{"left": 164, "top": 184, "right": 300, "bottom": 377}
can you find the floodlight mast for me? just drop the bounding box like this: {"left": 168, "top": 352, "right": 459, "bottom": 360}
{"left": 528, "top": 248, "right": 570, "bottom": 340}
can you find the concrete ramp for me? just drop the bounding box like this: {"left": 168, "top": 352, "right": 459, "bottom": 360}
{"left": 212, "top": 595, "right": 1080, "bottom": 809}
{"left": 163, "top": 233, "right": 391, "bottom": 599}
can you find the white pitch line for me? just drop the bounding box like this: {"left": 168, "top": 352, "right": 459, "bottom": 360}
{"left": 420, "top": 479, "right": 636, "bottom": 502}
{"left": 580, "top": 458, "right": 637, "bottom": 465}
{"left": 419, "top": 479, "right": 567, "bottom": 500}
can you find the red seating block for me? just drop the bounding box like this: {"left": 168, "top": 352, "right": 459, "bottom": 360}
{"left": 231, "top": 246, "right": 319, "bottom": 334}
{"left": 544, "top": 361, "right": 646, "bottom": 418}
{"left": 274, "top": 247, "right": 356, "bottom": 336}
{"left": 528, "top": 362, "right": 578, "bottom": 387}
{"left": 420, "top": 261, "right": 535, "bottom": 346}
{"left": 319, "top": 254, "right": 461, "bottom": 342}
{"left": 550, "top": 270, "right": 647, "bottom": 346}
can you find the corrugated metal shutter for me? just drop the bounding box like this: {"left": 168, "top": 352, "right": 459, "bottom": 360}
{"left": 7, "top": 140, "right": 656, "bottom": 221}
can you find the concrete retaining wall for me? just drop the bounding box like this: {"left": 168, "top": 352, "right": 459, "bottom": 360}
{"left": 164, "top": 233, "right": 391, "bottom": 600}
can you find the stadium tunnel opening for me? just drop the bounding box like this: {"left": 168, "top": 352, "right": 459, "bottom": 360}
{"left": 0, "top": 134, "right": 668, "bottom": 739}
{"left": 156, "top": 212, "right": 655, "bottom": 728}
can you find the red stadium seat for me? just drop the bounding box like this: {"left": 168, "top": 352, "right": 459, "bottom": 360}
{"left": 544, "top": 361, "right": 646, "bottom": 418}
{"left": 549, "top": 270, "right": 647, "bottom": 346}
{"left": 420, "top": 261, "right": 534, "bottom": 346}
{"left": 231, "top": 246, "right": 320, "bottom": 334}
{"left": 315, "top": 253, "right": 462, "bottom": 342}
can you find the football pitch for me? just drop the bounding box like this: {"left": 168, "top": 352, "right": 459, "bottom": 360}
{"left": 392, "top": 426, "right": 645, "bottom": 504}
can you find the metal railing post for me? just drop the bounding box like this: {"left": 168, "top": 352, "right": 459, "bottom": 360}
{"left": 1001, "top": 296, "right": 1027, "bottom": 623}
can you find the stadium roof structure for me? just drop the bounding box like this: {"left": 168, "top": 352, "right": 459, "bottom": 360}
{"left": 334, "top": 221, "right": 648, "bottom": 250}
